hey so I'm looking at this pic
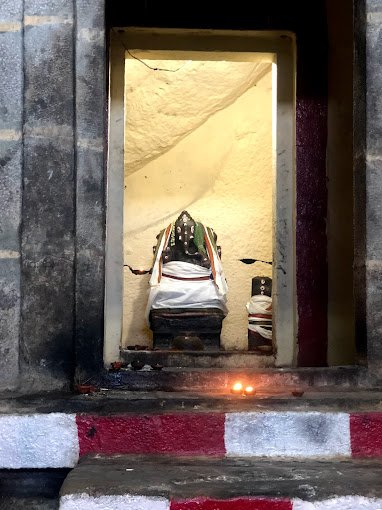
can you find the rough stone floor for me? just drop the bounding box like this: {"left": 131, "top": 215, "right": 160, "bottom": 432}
{"left": 60, "top": 455, "right": 382, "bottom": 508}
{"left": 2, "top": 388, "right": 382, "bottom": 414}
{"left": 0, "top": 498, "right": 58, "bottom": 509}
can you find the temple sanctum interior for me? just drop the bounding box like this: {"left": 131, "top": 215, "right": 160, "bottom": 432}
{"left": 122, "top": 49, "right": 276, "bottom": 356}
{"left": 102, "top": 15, "right": 356, "bottom": 369}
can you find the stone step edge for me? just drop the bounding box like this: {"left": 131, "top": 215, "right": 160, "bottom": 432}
{"left": 1, "top": 411, "right": 381, "bottom": 468}
{"left": 59, "top": 495, "right": 382, "bottom": 510}
{"left": 104, "top": 365, "right": 370, "bottom": 391}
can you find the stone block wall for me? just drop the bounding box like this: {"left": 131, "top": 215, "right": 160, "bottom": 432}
{"left": 0, "top": 0, "right": 105, "bottom": 392}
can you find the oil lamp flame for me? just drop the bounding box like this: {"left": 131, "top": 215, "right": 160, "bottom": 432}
{"left": 230, "top": 382, "right": 243, "bottom": 394}
{"left": 244, "top": 385, "right": 255, "bottom": 396}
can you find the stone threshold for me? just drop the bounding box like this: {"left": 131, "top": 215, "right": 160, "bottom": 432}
{"left": 60, "top": 455, "right": 382, "bottom": 509}
{"left": 103, "top": 365, "right": 372, "bottom": 391}
{"left": 2, "top": 387, "right": 382, "bottom": 415}
{"left": 120, "top": 348, "right": 275, "bottom": 369}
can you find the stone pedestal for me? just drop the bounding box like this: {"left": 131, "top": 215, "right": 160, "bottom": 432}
{"left": 149, "top": 308, "right": 225, "bottom": 350}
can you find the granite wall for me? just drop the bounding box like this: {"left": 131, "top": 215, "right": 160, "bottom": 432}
{"left": 0, "top": 0, "right": 105, "bottom": 391}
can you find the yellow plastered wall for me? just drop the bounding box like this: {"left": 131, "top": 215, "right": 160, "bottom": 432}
{"left": 123, "top": 58, "right": 273, "bottom": 350}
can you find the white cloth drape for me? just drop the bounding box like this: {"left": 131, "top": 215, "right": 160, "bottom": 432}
{"left": 246, "top": 294, "right": 272, "bottom": 340}
{"left": 146, "top": 261, "right": 228, "bottom": 323}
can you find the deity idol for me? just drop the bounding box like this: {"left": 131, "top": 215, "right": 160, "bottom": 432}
{"left": 246, "top": 276, "right": 273, "bottom": 355}
{"left": 147, "top": 211, "right": 228, "bottom": 350}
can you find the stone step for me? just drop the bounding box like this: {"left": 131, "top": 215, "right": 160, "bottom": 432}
{"left": 105, "top": 365, "right": 369, "bottom": 392}
{"left": 1, "top": 391, "right": 382, "bottom": 468}
{"left": 0, "top": 467, "right": 69, "bottom": 509}
{"left": 59, "top": 454, "right": 382, "bottom": 509}
{"left": 120, "top": 349, "right": 274, "bottom": 369}
{"left": 0, "top": 498, "right": 58, "bottom": 509}
{"left": 7, "top": 388, "right": 382, "bottom": 415}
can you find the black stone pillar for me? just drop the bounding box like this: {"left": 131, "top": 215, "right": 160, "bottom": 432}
{"left": 74, "top": 0, "right": 106, "bottom": 382}
{"left": 365, "top": 0, "right": 382, "bottom": 379}
{"left": 21, "top": 0, "right": 75, "bottom": 389}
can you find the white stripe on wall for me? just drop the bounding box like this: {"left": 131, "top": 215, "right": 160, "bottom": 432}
{"left": 293, "top": 497, "right": 382, "bottom": 509}
{"left": 59, "top": 494, "right": 170, "bottom": 510}
{"left": 225, "top": 412, "right": 351, "bottom": 458}
{"left": 0, "top": 414, "right": 79, "bottom": 468}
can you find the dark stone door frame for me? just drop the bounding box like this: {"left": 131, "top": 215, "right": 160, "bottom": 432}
{"left": 101, "top": 0, "right": 329, "bottom": 375}
{"left": 75, "top": 0, "right": 375, "bottom": 383}
{"left": 105, "top": 28, "right": 297, "bottom": 368}
{"left": 73, "top": 0, "right": 107, "bottom": 383}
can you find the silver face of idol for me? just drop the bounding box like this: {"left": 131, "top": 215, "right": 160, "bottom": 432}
{"left": 155, "top": 211, "right": 213, "bottom": 268}
{"left": 175, "top": 211, "right": 198, "bottom": 256}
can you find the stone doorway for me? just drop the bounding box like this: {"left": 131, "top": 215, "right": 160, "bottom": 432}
{"left": 105, "top": 28, "right": 296, "bottom": 369}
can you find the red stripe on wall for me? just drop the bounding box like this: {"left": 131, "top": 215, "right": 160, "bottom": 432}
{"left": 171, "top": 497, "right": 293, "bottom": 510}
{"left": 296, "top": 97, "right": 328, "bottom": 367}
{"left": 350, "top": 413, "right": 382, "bottom": 457}
{"left": 76, "top": 413, "right": 226, "bottom": 456}
{"left": 294, "top": 1, "right": 328, "bottom": 367}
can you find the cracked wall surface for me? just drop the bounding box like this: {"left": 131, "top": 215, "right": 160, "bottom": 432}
{"left": 123, "top": 58, "right": 274, "bottom": 351}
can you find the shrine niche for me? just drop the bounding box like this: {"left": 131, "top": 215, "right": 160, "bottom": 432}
{"left": 122, "top": 46, "right": 275, "bottom": 358}
{"left": 104, "top": 28, "right": 296, "bottom": 368}
{"left": 99, "top": 4, "right": 358, "bottom": 375}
